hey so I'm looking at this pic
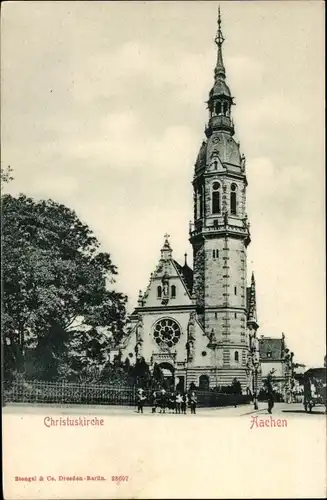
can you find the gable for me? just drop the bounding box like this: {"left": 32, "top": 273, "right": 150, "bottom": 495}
{"left": 141, "top": 259, "right": 193, "bottom": 308}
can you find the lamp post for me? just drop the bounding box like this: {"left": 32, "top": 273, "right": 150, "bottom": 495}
{"left": 249, "top": 332, "right": 260, "bottom": 410}
{"left": 253, "top": 358, "right": 259, "bottom": 410}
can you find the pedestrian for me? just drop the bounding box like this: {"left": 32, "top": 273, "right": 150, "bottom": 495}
{"left": 159, "top": 388, "right": 166, "bottom": 414}
{"left": 137, "top": 388, "right": 146, "bottom": 414}
{"left": 190, "top": 391, "right": 197, "bottom": 414}
{"left": 265, "top": 369, "right": 275, "bottom": 414}
{"left": 168, "top": 392, "right": 176, "bottom": 413}
{"left": 176, "top": 392, "right": 182, "bottom": 414}
{"left": 181, "top": 392, "right": 188, "bottom": 414}
{"left": 151, "top": 390, "right": 158, "bottom": 413}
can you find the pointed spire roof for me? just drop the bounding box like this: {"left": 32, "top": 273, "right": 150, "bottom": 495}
{"left": 214, "top": 6, "right": 226, "bottom": 80}
{"left": 247, "top": 272, "right": 259, "bottom": 329}
{"left": 210, "top": 7, "right": 232, "bottom": 99}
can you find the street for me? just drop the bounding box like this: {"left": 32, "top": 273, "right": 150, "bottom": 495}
{"left": 3, "top": 401, "right": 326, "bottom": 418}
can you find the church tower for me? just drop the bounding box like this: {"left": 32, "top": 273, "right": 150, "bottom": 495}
{"left": 189, "top": 9, "right": 251, "bottom": 387}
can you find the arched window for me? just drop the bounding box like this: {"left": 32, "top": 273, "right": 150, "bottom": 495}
{"left": 234, "top": 351, "right": 239, "bottom": 363}
{"left": 215, "top": 101, "right": 222, "bottom": 116}
{"left": 195, "top": 188, "right": 201, "bottom": 220}
{"left": 212, "top": 181, "right": 221, "bottom": 215}
{"left": 199, "top": 185, "right": 204, "bottom": 218}
{"left": 171, "top": 285, "right": 176, "bottom": 299}
{"left": 230, "top": 183, "right": 237, "bottom": 215}
{"left": 199, "top": 375, "right": 210, "bottom": 390}
{"left": 157, "top": 286, "right": 162, "bottom": 299}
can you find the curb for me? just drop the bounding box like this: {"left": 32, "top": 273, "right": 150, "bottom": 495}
{"left": 240, "top": 408, "right": 267, "bottom": 416}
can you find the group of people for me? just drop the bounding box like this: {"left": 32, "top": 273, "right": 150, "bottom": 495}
{"left": 136, "top": 388, "right": 197, "bottom": 415}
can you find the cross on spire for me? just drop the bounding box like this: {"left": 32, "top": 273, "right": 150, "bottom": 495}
{"left": 214, "top": 6, "right": 226, "bottom": 80}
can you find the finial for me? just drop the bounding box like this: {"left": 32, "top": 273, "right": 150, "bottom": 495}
{"left": 251, "top": 271, "right": 255, "bottom": 284}
{"left": 161, "top": 233, "right": 173, "bottom": 260}
{"left": 184, "top": 253, "right": 188, "bottom": 266}
{"left": 216, "top": 6, "right": 224, "bottom": 46}
{"left": 214, "top": 6, "right": 226, "bottom": 80}
{"left": 137, "top": 290, "right": 143, "bottom": 307}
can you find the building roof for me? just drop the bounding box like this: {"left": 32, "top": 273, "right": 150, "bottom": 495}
{"left": 173, "top": 260, "right": 193, "bottom": 295}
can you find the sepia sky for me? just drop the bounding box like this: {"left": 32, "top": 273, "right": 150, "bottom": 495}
{"left": 1, "top": 1, "right": 325, "bottom": 367}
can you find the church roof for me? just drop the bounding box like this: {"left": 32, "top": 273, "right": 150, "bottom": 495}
{"left": 173, "top": 260, "right": 193, "bottom": 295}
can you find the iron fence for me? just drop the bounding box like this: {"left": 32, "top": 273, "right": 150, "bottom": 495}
{"left": 3, "top": 381, "right": 137, "bottom": 406}
{"left": 3, "top": 381, "right": 252, "bottom": 408}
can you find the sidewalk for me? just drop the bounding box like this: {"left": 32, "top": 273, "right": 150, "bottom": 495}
{"left": 3, "top": 401, "right": 267, "bottom": 417}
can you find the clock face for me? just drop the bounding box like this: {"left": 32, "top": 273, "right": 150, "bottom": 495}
{"left": 153, "top": 318, "right": 181, "bottom": 349}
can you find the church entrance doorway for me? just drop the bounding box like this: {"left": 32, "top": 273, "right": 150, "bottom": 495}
{"left": 159, "top": 363, "right": 175, "bottom": 391}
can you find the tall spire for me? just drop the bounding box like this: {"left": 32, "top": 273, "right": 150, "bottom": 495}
{"left": 214, "top": 6, "right": 226, "bottom": 81}
{"left": 248, "top": 272, "right": 259, "bottom": 329}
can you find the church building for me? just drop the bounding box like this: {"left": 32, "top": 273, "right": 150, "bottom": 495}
{"left": 118, "top": 10, "right": 261, "bottom": 393}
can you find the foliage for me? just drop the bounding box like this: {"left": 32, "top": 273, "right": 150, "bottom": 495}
{"left": 2, "top": 194, "right": 128, "bottom": 380}
{"left": 0, "top": 165, "right": 14, "bottom": 185}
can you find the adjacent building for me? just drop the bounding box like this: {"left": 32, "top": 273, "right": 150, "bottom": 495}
{"left": 258, "top": 334, "right": 294, "bottom": 401}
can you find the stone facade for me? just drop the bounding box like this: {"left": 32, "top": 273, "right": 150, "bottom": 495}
{"left": 258, "top": 334, "right": 295, "bottom": 401}
{"left": 117, "top": 11, "right": 261, "bottom": 392}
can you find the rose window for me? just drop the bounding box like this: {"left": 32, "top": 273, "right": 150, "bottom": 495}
{"left": 153, "top": 319, "right": 181, "bottom": 348}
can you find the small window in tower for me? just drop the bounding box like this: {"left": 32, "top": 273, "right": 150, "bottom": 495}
{"left": 213, "top": 160, "right": 218, "bottom": 170}
{"left": 235, "top": 351, "right": 239, "bottom": 362}
{"left": 157, "top": 286, "right": 162, "bottom": 299}
{"left": 234, "top": 313, "right": 237, "bottom": 319}
{"left": 199, "top": 185, "right": 204, "bottom": 218}
{"left": 215, "top": 312, "right": 218, "bottom": 320}
{"left": 171, "top": 285, "right": 176, "bottom": 299}
{"left": 230, "top": 183, "right": 237, "bottom": 215}
{"left": 215, "top": 102, "right": 222, "bottom": 116}
{"left": 267, "top": 351, "right": 272, "bottom": 358}
{"left": 234, "top": 286, "right": 237, "bottom": 295}
{"left": 212, "top": 182, "right": 221, "bottom": 215}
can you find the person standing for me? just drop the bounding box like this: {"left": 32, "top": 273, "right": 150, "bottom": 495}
{"left": 152, "top": 390, "right": 158, "bottom": 413}
{"left": 181, "top": 392, "right": 188, "bottom": 414}
{"left": 190, "top": 391, "right": 197, "bottom": 414}
{"left": 265, "top": 369, "right": 275, "bottom": 414}
{"left": 137, "top": 388, "right": 146, "bottom": 414}
{"left": 176, "top": 392, "right": 182, "bottom": 414}
{"left": 159, "top": 388, "right": 166, "bottom": 414}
